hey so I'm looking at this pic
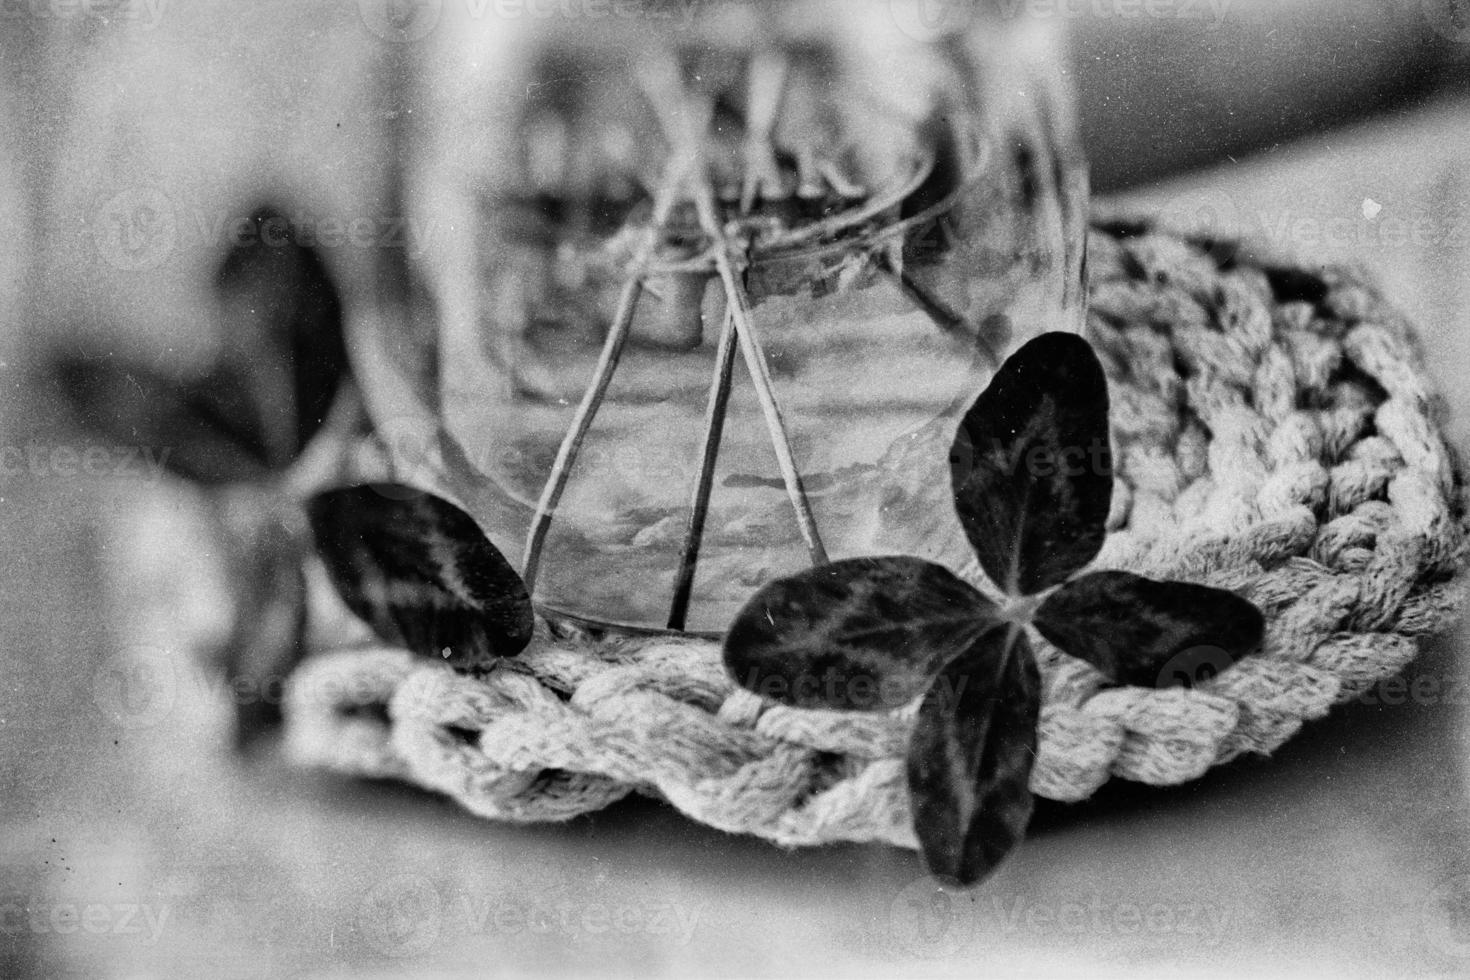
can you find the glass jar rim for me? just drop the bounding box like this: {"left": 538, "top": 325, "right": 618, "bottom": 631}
{"left": 486, "top": 139, "right": 1002, "bottom": 279}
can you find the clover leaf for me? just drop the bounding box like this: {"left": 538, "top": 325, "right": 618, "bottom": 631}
{"left": 723, "top": 332, "right": 1266, "bottom": 885}
{"left": 951, "top": 332, "right": 1112, "bottom": 595}
{"left": 49, "top": 208, "right": 535, "bottom": 741}
{"left": 51, "top": 208, "right": 354, "bottom": 746}
{"left": 724, "top": 556, "right": 998, "bottom": 712}
{"left": 908, "top": 624, "right": 1040, "bottom": 885}
{"left": 54, "top": 206, "right": 350, "bottom": 486}
{"left": 307, "top": 484, "right": 535, "bottom": 671}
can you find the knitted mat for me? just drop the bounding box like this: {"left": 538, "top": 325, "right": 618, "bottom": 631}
{"left": 269, "top": 218, "right": 1469, "bottom": 850}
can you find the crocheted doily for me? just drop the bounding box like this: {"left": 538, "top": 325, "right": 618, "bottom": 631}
{"left": 212, "top": 219, "right": 1468, "bottom": 849}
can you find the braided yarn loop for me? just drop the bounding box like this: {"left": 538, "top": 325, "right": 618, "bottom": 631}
{"left": 280, "top": 221, "right": 1469, "bottom": 849}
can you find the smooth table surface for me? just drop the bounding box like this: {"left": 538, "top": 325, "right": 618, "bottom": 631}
{"left": 4, "top": 96, "right": 1470, "bottom": 979}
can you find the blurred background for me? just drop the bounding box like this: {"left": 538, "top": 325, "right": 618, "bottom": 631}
{"left": 1, "top": 2, "right": 1469, "bottom": 977}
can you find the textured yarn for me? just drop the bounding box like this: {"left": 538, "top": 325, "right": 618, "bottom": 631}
{"left": 278, "top": 220, "right": 1470, "bottom": 849}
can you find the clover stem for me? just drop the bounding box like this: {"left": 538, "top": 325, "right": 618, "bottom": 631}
{"left": 523, "top": 52, "right": 718, "bottom": 598}
{"left": 667, "top": 306, "right": 739, "bottom": 631}
{"left": 520, "top": 154, "right": 700, "bottom": 597}
{"left": 520, "top": 275, "right": 642, "bottom": 595}
{"left": 692, "top": 183, "right": 828, "bottom": 569}
{"left": 874, "top": 252, "right": 965, "bottom": 333}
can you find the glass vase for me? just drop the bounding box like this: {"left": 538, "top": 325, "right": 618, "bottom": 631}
{"left": 357, "top": 0, "right": 1088, "bottom": 634}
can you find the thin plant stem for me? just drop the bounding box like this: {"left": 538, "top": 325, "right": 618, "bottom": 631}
{"left": 520, "top": 277, "right": 643, "bottom": 594}
{"left": 521, "top": 52, "right": 711, "bottom": 597}
{"left": 693, "top": 185, "right": 829, "bottom": 569}
{"left": 666, "top": 306, "right": 739, "bottom": 631}
{"left": 875, "top": 251, "right": 965, "bottom": 332}
{"left": 521, "top": 170, "right": 698, "bottom": 595}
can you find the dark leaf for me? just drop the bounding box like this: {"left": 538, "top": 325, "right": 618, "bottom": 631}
{"left": 209, "top": 490, "right": 310, "bottom": 748}
{"left": 951, "top": 331, "right": 1112, "bottom": 596}
{"left": 48, "top": 210, "right": 350, "bottom": 487}
{"left": 908, "top": 625, "right": 1040, "bottom": 886}
{"left": 1034, "top": 570, "right": 1266, "bottom": 687}
{"left": 51, "top": 356, "right": 275, "bottom": 485}
{"left": 213, "top": 207, "right": 350, "bottom": 465}
{"left": 307, "top": 484, "right": 534, "bottom": 669}
{"left": 723, "top": 557, "right": 997, "bottom": 712}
